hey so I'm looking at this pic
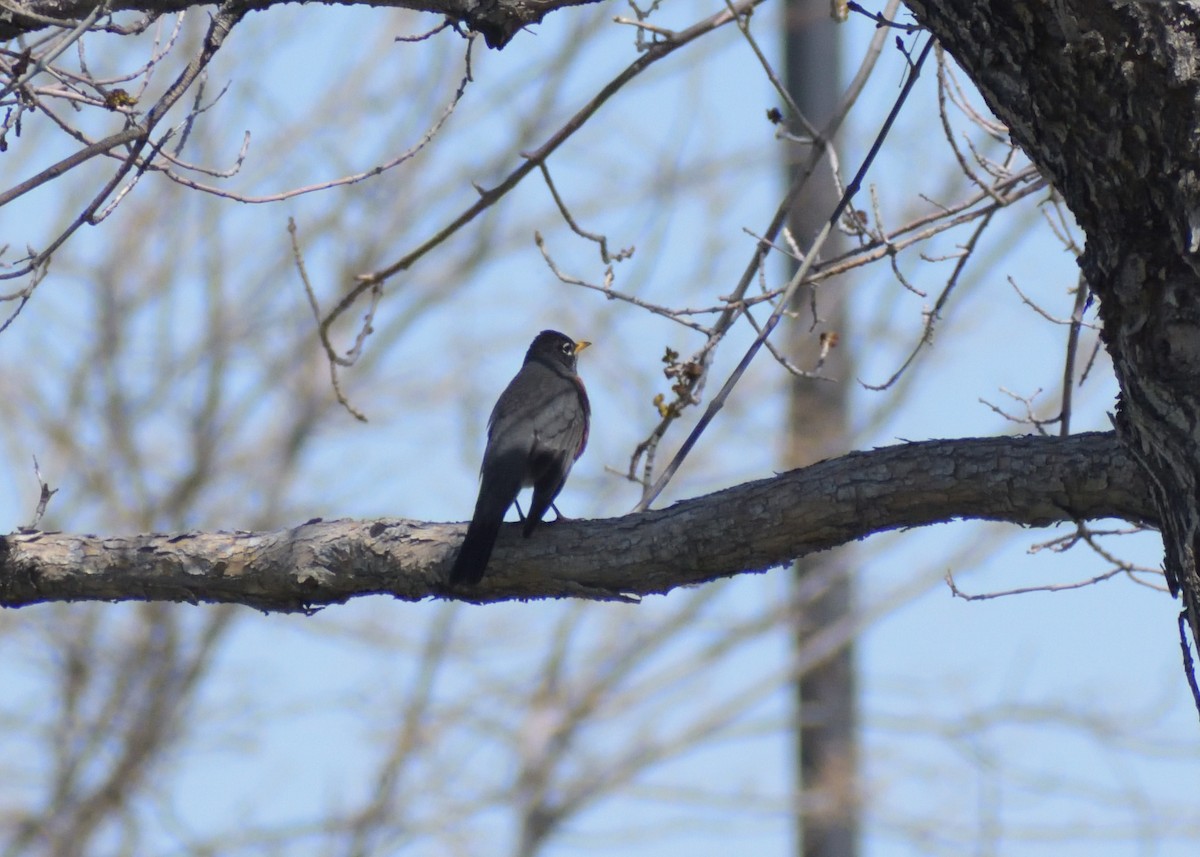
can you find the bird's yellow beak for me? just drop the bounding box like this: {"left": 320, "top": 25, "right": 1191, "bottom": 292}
{"left": 574, "top": 340, "right": 592, "bottom": 353}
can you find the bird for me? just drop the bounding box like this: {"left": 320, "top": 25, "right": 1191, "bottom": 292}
{"left": 449, "top": 329, "right": 591, "bottom": 585}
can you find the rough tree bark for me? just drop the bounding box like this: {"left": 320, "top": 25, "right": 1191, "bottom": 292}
{"left": 0, "top": 434, "right": 1153, "bottom": 609}
{"left": 905, "top": 0, "right": 1200, "bottom": 648}
{"left": 0, "top": 0, "right": 604, "bottom": 47}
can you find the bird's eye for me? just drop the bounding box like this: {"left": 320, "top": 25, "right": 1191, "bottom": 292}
{"left": 561, "top": 342, "right": 573, "bottom": 354}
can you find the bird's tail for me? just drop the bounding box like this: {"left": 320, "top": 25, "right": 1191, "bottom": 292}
{"left": 449, "top": 476, "right": 518, "bottom": 585}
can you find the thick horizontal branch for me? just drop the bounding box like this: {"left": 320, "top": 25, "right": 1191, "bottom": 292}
{"left": 0, "top": 0, "right": 604, "bottom": 47}
{"left": 0, "top": 432, "right": 1154, "bottom": 611}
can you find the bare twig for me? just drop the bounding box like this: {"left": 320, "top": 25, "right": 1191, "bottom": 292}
{"left": 1078, "top": 335, "right": 1103, "bottom": 386}
{"left": 743, "top": 306, "right": 836, "bottom": 379}
{"left": 164, "top": 35, "right": 474, "bottom": 204}
{"left": 536, "top": 162, "right": 633, "bottom": 265}
{"left": 936, "top": 45, "right": 1009, "bottom": 205}
{"left": 611, "top": 16, "right": 677, "bottom": 39}
{"left": 724, "top": 0, "right": 819, "bottom": 140}
{"left": 1059, "top": 273, "right": 1090, "bottom": 435}
{"left": 535, "top": 233, "right": 705, "bottom": 333}
{"left": 395, "top": 19, "right": 458, "bottom": 42}
{"left": 860, "top": 205, "right": 995, "bottom": 392}
{"left": 846, "top": 1, "right": 921, "bottom": 33}
{"left": 291, "top": 218, "right": 370, "bottom": 422}
{"left": 946, "top": 567, "right": 1123, "bottom": 600}
{"left": 1007, "top": 274, "right": 1097, "bottom": 328}
{"left": 25, "top": 455, "right": 59, "bottom": 530}
{"left": 979, "top": 387, "right": 1060, "bottom": 436}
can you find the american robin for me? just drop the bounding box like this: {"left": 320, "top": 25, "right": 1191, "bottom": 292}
{"left": 449, "top": 329, "right": 591, "bottom": 585}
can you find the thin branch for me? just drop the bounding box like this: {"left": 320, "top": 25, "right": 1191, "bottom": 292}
{"left": 291, "top": 218, "right": 370, "bottom": 422}
{"left": 165, "top": 36, "right": 474, "bottom": 203}
{"left": 24, "top": 455, "right": 58, "bottom": 530}
{"left": 860, "top": 206, "right": 995, "bottom": 392}
{"left": 846, "top": 1, "right": 921, "bottom": 33}
{"left": 979, "top": 387, "right": 1056, "bottom": 435}
{"left": 743, "top": 305, "right": 836, "bottom": 379}
{"left": 611, "top": 15, "right": 676, "bottom": 39}
{"left": 724, "top": 0, "right": 819, "bottom": 140}
{"left": 1007, "top": 274, "right": 1098, "bottom": 329}
{"left": 394, "top": 18, "right": 458, "bottom": 42}
{"left": 1059, "top": 274, "right": 1090, "bottom": 435}
{"left": 535, "top": 233, "right": 706, "bottom": 333}
{"left": 935, "top": 45, "right": 1009, "bottom": 205}
{"left": 536, "top": 162, "right": 633, "bottom": 265}
{"left": 945, "top": 566, "right": 1122, "bottom": 600}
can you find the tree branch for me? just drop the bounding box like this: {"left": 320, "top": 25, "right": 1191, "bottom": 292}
{"left": 0, "top": 0, "right": 606, "bottom": 47}
{"left": 0, "top": 432, "right": 1153, "bottom": 611}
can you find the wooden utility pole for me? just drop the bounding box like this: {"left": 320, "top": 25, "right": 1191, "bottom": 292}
{"left": 783, "top": 3, "right": 858, "bottom": 856}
